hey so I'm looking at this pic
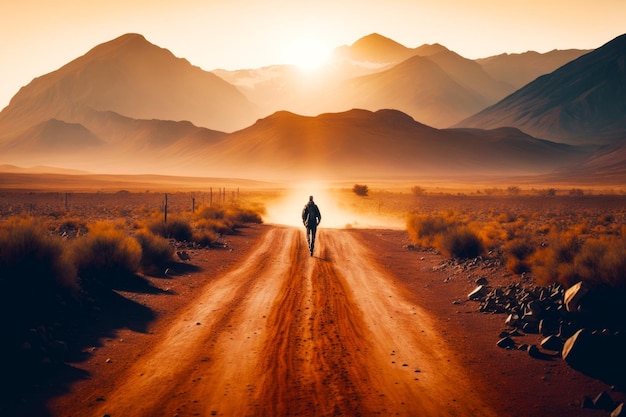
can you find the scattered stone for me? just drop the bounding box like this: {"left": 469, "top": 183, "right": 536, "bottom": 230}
{"left": 611, "top": 403, "right": 625, "bottom": 417}
{"left": 496, "top": 336, "right": 516, "bottom": 349}
{"left": 540, "top": 335, "right": 564, "bottom": 352}
{"left": 105, "top": 358, "right": 112, "bottom": 363}
{"left": 468, "top": 285, "right": 486, "bottom": 301}
{"left": 475, "top": 277, "right": 488, "bottom": 286}
{"left": 582, "top": 396, "right": 595, "bottom": 408}
{"left": 505, "top": 313, "right": 519, "bottom": 326}
{"left": 564, "top": 281, "right": 588, "bottom": 313}
{"left": 593, "top": 391, "right": 615, "bottom": 410}
{"left": 177, "top": 250, "right": 190, "bottom": 261}
{"left": 527, "top": 344, "right": 543, "bottom": 359}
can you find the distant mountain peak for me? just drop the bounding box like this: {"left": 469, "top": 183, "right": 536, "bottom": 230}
{"left": 457, "top": 32, "right": 626, "bottom": 144}
{"left": 351, "top": 33, "right": 407, "bottom": 50}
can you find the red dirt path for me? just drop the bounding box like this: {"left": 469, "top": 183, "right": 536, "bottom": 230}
{"left": 44, "top": 225, "right": 618, "bottom": 417}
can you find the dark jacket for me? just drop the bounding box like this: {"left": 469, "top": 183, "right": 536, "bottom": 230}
{"left": 302, "top": 201, "right": 321, "bottom": 228}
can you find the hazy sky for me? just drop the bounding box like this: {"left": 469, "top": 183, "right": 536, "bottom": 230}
{"left": 1, "top": 0, "right": 625, "bottom": 109}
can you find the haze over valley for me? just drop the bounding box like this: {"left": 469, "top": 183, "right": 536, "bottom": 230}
{"left": 0, "top": 31, "right": 624, "bottom": 185}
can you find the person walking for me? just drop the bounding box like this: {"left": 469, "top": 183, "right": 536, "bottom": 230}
{"left": 302, "top": 195, "right": 321, "bottom": 256}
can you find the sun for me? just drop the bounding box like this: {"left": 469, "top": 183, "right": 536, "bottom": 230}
{"left": 282, "top": 38, "right": 331, "bottom": 72}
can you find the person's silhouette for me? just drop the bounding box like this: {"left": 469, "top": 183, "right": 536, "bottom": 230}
{"left": 302, "top": 195, "right": 321, "bottom": 256}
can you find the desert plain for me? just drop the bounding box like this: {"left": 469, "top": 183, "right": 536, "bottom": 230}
{"left": 1, "top": 176, "right": 625, "bottom": 417}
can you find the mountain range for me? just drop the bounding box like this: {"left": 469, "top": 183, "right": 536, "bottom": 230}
{"left": 214, "top": 33, "right": 588, "bottom": 129}
{"left": 0, "top": 32, "right": 624, "bottom": 184}
{"left": 457, "top": 34, "right": 626, "bottom": 145}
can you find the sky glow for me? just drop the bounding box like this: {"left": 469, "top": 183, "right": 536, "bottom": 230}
{"left": 1, "top": 0, "right": 625, "bottom": 108}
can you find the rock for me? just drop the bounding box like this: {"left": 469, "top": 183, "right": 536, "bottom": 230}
{"left": 611, "top": 403, "right": 625, "bottom": 417}
{"left": 562, "top": 329, "right": 590, "bottom": 367}
{"left": 564, "top": 281, "right": 588, "bottom": 313}
{"left": 540, "top": 335, "right": 564, "bottom": 352}
{"left": 593, "top": 391, "right": 615, "bottom": 410}
{"left": 582, "top": 396, "right": 595, "bottom": 408}
{"left": 522, "top": 322, "right": 539, "bottom": 334}
{"left": 177, "top": 250, "right": 190, "bottom": 261}
{"left": 475, "top": 277, "right": 488, "bottom": 286}
{"left": 539, "top": 319, "right": 558, "bottom": 336}
{"left": 468, "top": 285, "right": 486, "bottom": 301}
{"left": 505, "top": 313, "right": 519, "bottom": 326}
{"left": 497, "top": 336, "right": 516, "bottom": 349}
{"left": 527, "top": 344, "right": 543, "bottom": 359}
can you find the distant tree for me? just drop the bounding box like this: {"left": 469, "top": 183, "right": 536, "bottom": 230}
{"left": 352, "top": 184, "right": 369, "bottom": 197}
{"left": 546, "top": 188, "right": 557, "bottom": 196}
{"left": 506, "top": 186, "right": 521, "bottom": 196}
{"left": 569, "top": 188, "right": 585, "bottom": 197}
{"left": 411, "top": 186, "right": 426, "bottom": 196}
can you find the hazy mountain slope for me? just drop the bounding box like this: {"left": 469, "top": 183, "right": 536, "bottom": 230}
{"left": 331, "top": 33, "right": 420, "bottom": 65}
{"left": 199, "top": 109, "right": 587, "bottom": 180}
{"left": 327, "top": 56, "right": 492, "bottom": 128}
{"left": 0, "top": 33, "right": 257, "bottom": 134}
{"left": 457, "top": 34, "right": 626, "bottom": 145}
{"left": 5, "top": 119, "right": 104, "bottom": 153}
{"left": 0, "top": 107, "right": 598, "bottom": 181}
{"left": 0, "top": 107, "right": 228, "bottom": 174}
{"left": 215, "top": 34, "right": 513, "bottom": 127}
{"left": 477, "top": 49, "right": 591, "bottom": 89}
{"left": 425, "top": 50, "right": 514, "bottom": 105}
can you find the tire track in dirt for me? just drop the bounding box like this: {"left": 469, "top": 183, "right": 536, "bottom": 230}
{"left": 90, "top": 226, "right": 498, "bottom": 417}
{"left": 91, "top": 226, "right": 296, "bottom": 417}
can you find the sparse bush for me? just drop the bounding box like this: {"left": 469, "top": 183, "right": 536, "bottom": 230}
{"left": 407, "top": 212, "right": 485, "bottom": 258}
{"left": 73, "top": 221, "right": 141, "bottom": 289}
{"left": 147, "top": 217, "right": 194, "bottom": 242}
{"left": 503, "top": 238, "right": 535, "bottom": 274}
{"left": 411, "top": 186, "right": 426, "bottom": 196}
{"left": 572, "top": 236, "right": 626, "bottom": 289}
{"left": 0, "top": 217, "right": 78, "bottom": 325}
{"left": 134, "top": 229, "right": 174, "bottom": 274}
{"left": 507, "top": 186, "right": 521, "bottom": 195}
{"left": 192, "top": 229, "right": 221, "bottom": 246}
{"left": 225, "top": 205, "right": 264, "bottom": 224}
{"left": 406, "top": 213, "right": 454, "bottom": 248}
{"left": 437, "top": 226, "right": 484, "bottom": 258}
{"left": 352, "top": 184, "right": 369, "bottom": 197}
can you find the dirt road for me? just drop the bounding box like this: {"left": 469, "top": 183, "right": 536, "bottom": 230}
{"left": 77, "top": 226, "right": 496, "bottom": 417}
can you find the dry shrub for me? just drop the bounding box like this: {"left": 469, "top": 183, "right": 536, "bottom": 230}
{"left": 436, "top": 226, "right": 484, "bottom": 259}
{"left": 503, "top": 238, "right": 535, "bottom": 274}
{"left": 406, "top": 213, "right": 453, "bottom": 247}
{"left": 530, "top": 229, "right": 580, "bottom": 285}
{"left": 225, "top": 205, "right": 264, "bottom": 224}
{"left": 134, "top": 229, "right": 174, "bottom": 274}
{"left": 73, "top": 221, "right": 141, "bottom": 288}
{"left": 407, "top": 213, "right": 484, "bottom": 258}
{"left": 474, "top": 221, "right": 507, "bottom": 249}
{"left": 192, "top": 229, "right": 221, "bottom": 246}
{"left": 147, "top": 217, "right": 193, "bottom": 242}
{"left": 194, "top": 217, "right": 232, "bottom": 236}
{"left": 0, "top": 217, "right": 78, "bottom": 324}
{"left": 572, "top": 236, "right": 626, "bottom": 289}
{"left": 352, "top": 184, "right": 369, "bottom": 197}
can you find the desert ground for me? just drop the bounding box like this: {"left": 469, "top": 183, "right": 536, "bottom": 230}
{"left": 1, "top": 185, "right": 625, "bottom": 417}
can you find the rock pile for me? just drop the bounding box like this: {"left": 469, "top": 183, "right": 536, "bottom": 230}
{"left": 467, "top": 279, "right": 626, "bottom": 389}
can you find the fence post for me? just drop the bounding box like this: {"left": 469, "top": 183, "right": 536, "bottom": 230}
{"left": 164, "top": 193, "right": 168, "bottom": 223}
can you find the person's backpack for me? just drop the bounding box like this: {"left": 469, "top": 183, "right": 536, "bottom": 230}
{"left": 302, "top": 202, "right": 317, "bottom": 227}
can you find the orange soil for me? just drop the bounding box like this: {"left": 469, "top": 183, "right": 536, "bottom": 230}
{"left": 40, "top": 225, "right": 619, "bottom": 417}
